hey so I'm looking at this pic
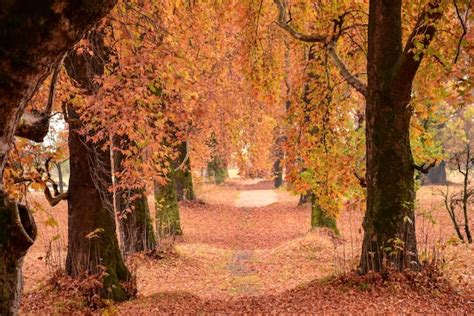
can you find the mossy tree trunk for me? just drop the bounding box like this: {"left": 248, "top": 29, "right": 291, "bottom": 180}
{"left": 274, "top": 0, "right": 442, "bottom": 274}
{"left": 64, "top": 29, "right": 130, "bottom": 300}
{"left": 155, "top": 168, "right": 182, "bottom": 238}
{"left": 117, "top": 189, "right": 156, "bottom": 254}
{"left": 272, "top": 129, "right": 285, "bottom": 188}
{"left": 114, "top": 137, "right": 156, "bottom": 254}
{"left": 310, "top": 194, "right": 339, "bottom": 235}
{"left": 360, "top": 0, "right": 442, "bottom": 273}
{"left": 65, "top": 109, "right": 131, "bottom": 301}
{"left": 207, "top": 156, "right": 228, "bottom": 184}
{"left": 175, "top": 141, "right": 195, "bottom": 201}
{"left": 0, "top": 199, "right": 37, "bottom": 315}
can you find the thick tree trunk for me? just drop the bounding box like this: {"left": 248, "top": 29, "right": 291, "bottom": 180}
{"left": 175, "top": 141, "right": 195, "bottom": 201}
{"left": 360, "top": 0, "right": 436, "bottom": 273}
{"left": 155, "top": 170, "right": 182, "bottom": 238}
{"left": 0, "top": 199, "right": 37, "bottom": 315}
{"left": 64, "top": 28, "right": 130, "bottom": 300}
{"left": 117, "top": 189, "right": 156, "bottom": 254}
{"left": 113, "top": 139, "right": 156, "bottom": 254}
{"left": 310, "top": 194, "right": 339, "bottom": 235}
{"left": 66, "top": 114, "right": 130, "bottom": 301}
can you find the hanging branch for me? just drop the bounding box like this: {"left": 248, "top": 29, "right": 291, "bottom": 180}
{"left": 273, "top": 0, "right": 367, "bottom": 98}
{"left": 453, "top": 0, "right": 470, "bottom": 64}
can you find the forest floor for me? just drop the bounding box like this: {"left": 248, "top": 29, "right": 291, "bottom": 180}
{"left": 20, "top": 178, "right": 474, "bottom": 314}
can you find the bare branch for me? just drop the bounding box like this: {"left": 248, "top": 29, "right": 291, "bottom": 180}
{"left": 453, "top": 0, "right": 470, "bottom": 64}
{"left": 354, "top": 171, "right": 367, "bottom": 188}
{"left": 273, "top": 0, "right": 327, "bottom": 43}
{"left": 15, "top": 53, "right": 66, "bottom": 142}
{"left": 43, "top": 186, "right": 68, "bottom": 207}
{"left": 273, "top": 0, "right": 367, "bottom": 98}
{"left": 413, "top": 160, "right": 437, "bottom": 174}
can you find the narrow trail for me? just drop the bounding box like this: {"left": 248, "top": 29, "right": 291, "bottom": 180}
{"left": 228, "top": 180, "right": 278, "bottom": 295}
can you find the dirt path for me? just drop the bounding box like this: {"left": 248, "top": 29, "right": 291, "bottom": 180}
{"left": 19, "top": 181, "right": 474, "bottom": 314}
{"left": 235, "top": 189, "right": 278, "bottom": 207}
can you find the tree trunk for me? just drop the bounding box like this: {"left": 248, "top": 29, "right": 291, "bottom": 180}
{"left": 207, "top": 156, "right": 227, "bottom": 184}
{"left": 310, "top": 194, "right": 339, "bottom": 235}
{"left": 175, "top": 141, "right": 195, "bottom": 201}
{"left": 64, "top": 28, "right": 130, "bottom": 300}
{"left": 66, "top": 112, "right": 130, "bottom": 301}
{"left": 298, "top": 192, "right": 310, "bottom": 206}
{"left": 155, "top": 170, "right": 182, "bottom": 238}
{"left": 113, "top": 137, "right": 156, "bottom": 254}
{"left": 360, "top": 0, "right": 436, "bottom": 273}
{"left": 0, "top": 199, "right": 37, "bottom": 315}
{"left": 117, "top": 189, "right": 156, "bottom": 254}
{"left": 272, "top": 129, "right": 285, "bottom": 188}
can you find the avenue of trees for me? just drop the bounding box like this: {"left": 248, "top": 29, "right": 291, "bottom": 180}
{"left": 0, "top": 0, "right": 472, "bottom": 314}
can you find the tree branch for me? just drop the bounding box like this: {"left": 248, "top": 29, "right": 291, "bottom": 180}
{"left": 327, "top": 43, "right": 367, "bottom": 97}
{"left": 453, "top": 0, "right": 470, "bottom": 64}
{"left": 273, "top": 0, "right": 367, "bottom": 98}
{"left": 393, "top": 0, "right": 443, "bottom": 95}
{"left": 273, "top": 0, "right": 327, "bottom": 43}
{"left": 354, "top": 171, "right": 367, "bottom": 188}
{"left": 413, "top": 160, "right": 437, "bottom": 174}
{"left": 15, "top": 53, "right": 66, "bottom": 142}
{"left": 43, "top": 186, "right": 68, "bottom": 207}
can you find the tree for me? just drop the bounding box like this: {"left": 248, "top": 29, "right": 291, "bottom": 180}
{"left": 442, "top": 107, "right": 473, "bottom": 243}
{"left": 63, "top": 28, "right": 131, "bottom": 301}
{"left": 114, "top": 137, "right": 156, "bottom": 255}
{"left": 155, "top": 167, "right": 182, "bottom": 239}
{"left": 175, "top": 139, "right": 195, "bottom": 202}
{"left": 0, "top": 1, "right": 116, "bottom": 314}
{"left": 274, "top": 0, "right": 449, "bottom": 272}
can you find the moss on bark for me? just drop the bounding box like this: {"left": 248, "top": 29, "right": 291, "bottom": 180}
{"left": 310, "top": 194, "right": 339, "bottom": 235}
{"left": 155, "top": 170, "right": 182, "bottom": 238}
{"left": 118, "top": 189, "right": 156, "bottom": 254}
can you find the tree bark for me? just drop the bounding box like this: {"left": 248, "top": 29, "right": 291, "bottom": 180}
{"left": 175, "top": 141, "right": 195, "bottom": 201}
{"left": 55, "top": 161, "right": 65, "bottom": 194}
{"left": 114, "top": 137, "right": 156, "bottom": 254}
{"left": 155, "top": 170, "right": 182, "bottom": 238}
{"left": 0, "top": 198, "right": 37, "bottom": 315}
{"left": 64, "top": 28, "right": 130, "bottom": 300}
{"left": 65, "top": 110, "right": 130, "bottom": 301}
{"left": 360, "top": 0, "right": 442, "bottom": 272}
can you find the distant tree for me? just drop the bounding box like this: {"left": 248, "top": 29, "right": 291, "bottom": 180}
{"left": 441, "top": 107, "right": 473, "bottom": 243}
